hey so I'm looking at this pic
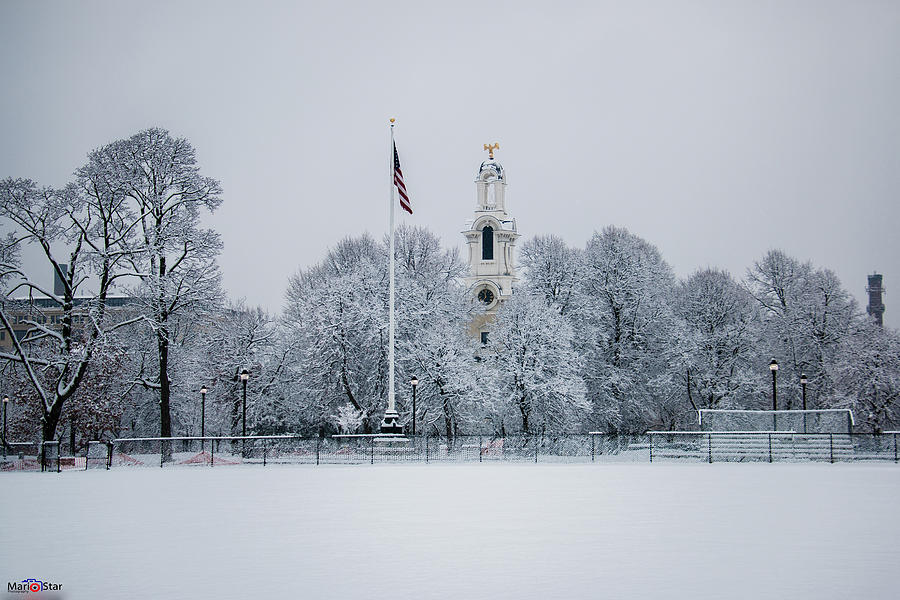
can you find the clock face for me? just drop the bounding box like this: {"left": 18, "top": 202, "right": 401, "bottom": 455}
{"left": 478, "top": 289, "right": 495, "bottom": 305}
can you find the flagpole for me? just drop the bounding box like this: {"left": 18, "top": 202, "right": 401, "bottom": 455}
{"left": 388, "top": 120, "right": 396, "bottom": 415}
{"left": 382, "top": 118, "right": 400, "bottom": 434}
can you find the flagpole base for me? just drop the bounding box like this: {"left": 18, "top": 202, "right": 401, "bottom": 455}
{"left": 380, "top": 410, "right": 403, "bottom": 435}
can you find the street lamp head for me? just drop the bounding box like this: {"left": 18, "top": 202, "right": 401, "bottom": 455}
{"left": 2, "top": 395, "right": 7, "bottom": 404}
{"left": 410, "top": 376, "right": 419, "bottom": 387}
{"left": 240, "top": 369, "right": 249, "bottom": 382}
{"left": 800, "top": 374, "right": 808, "bottom": 385}
{"left": 200, "top": 386, "right": 208, "bottom": 395}
{"left": 769, "top": 359, "right": 779, "bottom": 371}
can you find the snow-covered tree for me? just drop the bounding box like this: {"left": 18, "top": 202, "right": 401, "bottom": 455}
{"left": 830, "top": 318, "right": 900, "bottom": 433}
{"left": 331, "top": 403, "right": 365, "bottom": 434}
{"left": 85, "top": 128, "right": 224, "bottom": 442}
{"left": 520, "top": 235, "right": 582, "bottom": 316}
{"left": 284, "top": 234, "right": 388, "bottom": 433}
{"left": 59, "top": 335, "right": 131, "bottom": 446}
{"left": 393, "top": 225, "right": 480, "bottom": 438}
{"left": 283, "top": 227, "right": 480, "bottom": 436}
{"left": 490, "top": 292, "right": 589, "bottom": 434}
{"left": 577, "top": 226, "right": 677, "bottom": 432}
{"left": 672, "top": 268, "right": 763, "bottom": 413}
{"left": 746, "top": 249, "right": 857, "bottom": 407}
{"left": 187, "top": 302, "right": 290, "bottom": 436}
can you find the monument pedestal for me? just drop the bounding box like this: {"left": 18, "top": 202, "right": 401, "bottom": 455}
{"left": 380, "top": 409, "right": 403, "bottom": 435}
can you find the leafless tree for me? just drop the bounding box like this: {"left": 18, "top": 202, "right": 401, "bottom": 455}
{"left": 0, "top": 177, "right": 138, "bottom": 442}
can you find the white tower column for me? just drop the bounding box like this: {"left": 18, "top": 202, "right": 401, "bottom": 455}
{"left": 462, "top": 143, "right": 520, "bottom": 340}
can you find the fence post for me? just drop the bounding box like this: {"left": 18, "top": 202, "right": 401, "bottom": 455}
{"left": 534, "top": 436, "right": 538, "bottom": 464}
{"left": 210, "top": 439, "right": 215, "bottom": 467}
{"left": 591, "top": 435, "right": 595, "bottom": 462}
{"left": 708, "top": 433, "right": 712, "bottom": 464}
{"left": 479, "top": 436, "right": 483, "bottom": 463}
{"left": 894, "top": 433, "right": 897, "bottom": 464}
{"left": 830, "top": 433, "right": 834, "bottom": 464}
{"left": 768, "top": 434, "right": 772, "bottom": 463}
{"left": 84, "top": 444, "right": 90, "bottom": 471}
{"left": 57, "top": 444, "right": 61, "bottom": 473}
{"left": 41, "top": 443, "right": 45, "bottom": 472}
{"left": 106, "top": 441, "right": 113, "bottom": 470}
{"left": 649, "top": 434, "right": 653, "bottom": 463}
{"left": 425, "top": 435, "right": 429, "bottom": 463}
{"left": 316, "top": 437, "right": 320, "bottom": 466}
{"left": 370, "top": 437, "right": 374, "bottom": 465}
{"left": 263, "top": 440, "right": 267, "bottom": 467}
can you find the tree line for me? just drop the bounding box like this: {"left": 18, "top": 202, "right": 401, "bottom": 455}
{"left": 1, "top": 129, "right": 898, "bottom": 448}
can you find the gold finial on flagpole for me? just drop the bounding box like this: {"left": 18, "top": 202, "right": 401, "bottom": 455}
{"left": 483, "top": 142, "right": 499, "bottom": 159}
{"left": 390, "top": 118, "right": 396, "bottom": 127}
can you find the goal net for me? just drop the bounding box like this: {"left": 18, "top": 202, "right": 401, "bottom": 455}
{"left": 698, "top": 409, "right": 854, "bottom": 434}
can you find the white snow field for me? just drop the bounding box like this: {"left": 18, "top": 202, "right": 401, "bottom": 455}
{"left": 2, "top": 464, "right": 898, "bottom": 600}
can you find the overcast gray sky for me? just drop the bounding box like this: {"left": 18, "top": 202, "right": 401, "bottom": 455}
{"left": 1, "top": 0, "right": 898, "bottom": 326}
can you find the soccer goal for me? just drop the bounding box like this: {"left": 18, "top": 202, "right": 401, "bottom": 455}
{"left": 698, "top": 409, "right": 854, "bottom": 434}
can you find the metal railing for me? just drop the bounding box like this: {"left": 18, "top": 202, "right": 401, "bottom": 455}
{"left": 105, "top": 434, "right": 650, "bottom": 467}
{"left": 1, "top": 434, "right": 649, "bottom": 470}
{"left": 1, "top": 432, "right": 897, "bottom": 472}
{"left": 648, "top": 431, "right": 900, "bottom": 464}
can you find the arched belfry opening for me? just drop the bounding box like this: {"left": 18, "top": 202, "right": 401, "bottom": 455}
{"left": 482, "top": 226, "right": 494, "bottom": 260}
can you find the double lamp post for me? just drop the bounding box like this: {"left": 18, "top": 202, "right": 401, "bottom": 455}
{"left": 197, "top": 368, "right": 249, "bottom": 454}
{"left": 769, "top": 359, "right": 810, "bottom": 433}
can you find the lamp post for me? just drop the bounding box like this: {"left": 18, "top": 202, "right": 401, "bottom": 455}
{"left": 800, "top": 374, "right": 808, "bottom": 434}
{"left": 240, "top": 370, "right": 249, "bottom": 457}
{"left": 410, "top": 376, "right": 419, "bottom": 436}
{"left": 2, "top": 395, "right": 8, "bottom": 460}
{"left": 200, "top": 386, "right": 208, "bottom": 451}
{"left": 800, "top": 374, "right": 808, "bottom": 411}
{"left": 769, "top": 360, "right": 779, "bottom": 431}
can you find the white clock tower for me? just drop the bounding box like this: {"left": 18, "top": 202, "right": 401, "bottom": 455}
{"left": 462, "top": 143, "right": 520, "bottom": 340}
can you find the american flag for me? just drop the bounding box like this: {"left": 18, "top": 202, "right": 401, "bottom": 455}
{"left": 394, "top": 142, "right": 412, "bottom": 215}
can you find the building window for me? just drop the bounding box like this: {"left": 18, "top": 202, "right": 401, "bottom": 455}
{"left": 482, "top": 226, "right": 494, "bottom": 260}
{"left": 480, "top": 331, "right": 489, "bottom": 345}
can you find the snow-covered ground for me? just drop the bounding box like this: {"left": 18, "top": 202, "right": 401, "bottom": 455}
{"left": 1, "top": 464, "right": 898, "bottom": 600}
